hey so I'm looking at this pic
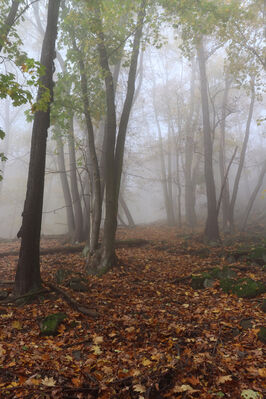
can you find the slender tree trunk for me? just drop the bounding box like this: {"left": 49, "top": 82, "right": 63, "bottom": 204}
{"left": 119, "top": 194, "right": 135, "bottom": 227}
{"left": 68, "top": 117, "right": 83, "bottom": 242}
{"left": 76, "top": 50, "right": 102, "bottom": 252}
{"left": 184, "top": 59, "right": 197, "bottom": 227}
{"left": 228, "top": 79, "right": 255, "bottom": 231}
{"left": 14, "top": 0, "right": 60, "bottom": 295}
{"left": 241, "top": 160, "right": 266, "bottom": 231}
{"left": 154, "top": 106, "right": 173, "bottom": 225}
{"left": 91, "top": 0, "right": 146, "bottom": 274}
{"left": 167, "top": 123, "right": 176, "bottom": 225}
{"left": 0, "top": 0, "right": 19, "bottom": 53}
{"left": 56, "top": 135, "right": 75, "bottom": 240}
{"left": 197, "top": 38, "right": 220, "bottom": 241}
{"left": 219, "top": 76, "right": 231, "bottom": 230}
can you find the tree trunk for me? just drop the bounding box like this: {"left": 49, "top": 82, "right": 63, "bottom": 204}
{"left": 197, "top": 38, "right": 220, "bottom": 241}
{"left": 76, "top": 50, "right": 102, "bottom": 252}
{"left": 119, "top": 194, "right": 135, "bottom": 227}
{"left": 184, "top": 59, "right": 197, "bottom": 227}
{"left": 241, "top": 160, "right": 266, "bottom": 231}
{"left": 228, "top": 79, "right": 255, "bottom": 231}
{"left": 14, "top": 0, "right": 60, "bottom": 295}
{"left": 0, "top": 0, "right": 19, "bottom": 53}
{"left": 219, "top": 76, "right": 231, "bottom": 230}
{"left": 154, "top": 105, "right": 174, "bottom": 225}
{"left": 56, "top": 135, "right": 75, "bottom": 240}
{"left": 68, "top": 117, "right": 83, "bottom": 242}
{"left": 90, "top": 1, "right": 146, "bottom": 274}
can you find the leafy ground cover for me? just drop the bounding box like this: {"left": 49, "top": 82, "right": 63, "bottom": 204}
{"left": 0, "top": 226, "right": 265, "bottom": 398}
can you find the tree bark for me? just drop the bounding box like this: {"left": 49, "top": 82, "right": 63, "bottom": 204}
{"left": 56, "top": 135, "right": 75, "bottom": 240}
{"left": 68, "top": 117, "right": 83, "bottom": 242}
{"left": 14, "top": 0, "right": 61, "bottom": 295}
{"left": 119, "top": 193, "right": 135, "bottom": 227}
{"left": 90, "top": 0, "right": 146, "bottom": 274}
{"left": 219, "top": 76, "right": 231, "bottom": 230}
{"left": 0, "top": 0, "right": 19, "bottom": 53}
{"left": 184, "top": 59, "right": 197, "bottom": 227}
{"left": 228, "top": 78, "right": 255, "bottom": 231}
{"left": 197, "top": 38, "right": 220, "bottom": 241}
{"left": 241, "top": 160, "right": 266, "bottom": 231}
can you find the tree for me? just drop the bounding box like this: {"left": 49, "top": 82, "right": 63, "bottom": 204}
{"left": 15, "top": 0, "right": 61, "bottom": 295}
{"left": 88, "top": 0, "right": 147, "bottom": 273}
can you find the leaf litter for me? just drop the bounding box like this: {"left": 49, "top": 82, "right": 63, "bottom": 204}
{"left": 0, "top": 226, "right": 265, "bottom": 398}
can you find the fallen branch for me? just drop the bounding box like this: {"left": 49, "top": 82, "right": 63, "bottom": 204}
{"left": 44, "top": 281, "right": 98, "bottom": 318}
{"left": 0, "top": 239, "right": 150, "bottom": 258}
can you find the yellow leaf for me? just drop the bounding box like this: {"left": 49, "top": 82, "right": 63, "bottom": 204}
{"left": 41, "top": 376, "right": 56, "bottom": 387}
{"left": 133, "top": 384, "right": 146, "bottom": 393}
{"left": 173, "top": 384, "right": 199, "bottom": 393}
{"left": 92, "top": 345, "right": 102, "bottom": 355}
{"left": 258, "top": 368, "right": 266, "bottom": 378}
{"left": 182, "top": 304, "right": 189, "bottom": 308}
{"left": 217, "top": 375, "right": 232, "bottom": 384}
{"left": 142, "top": 358, "right": 152, "bottom": 366}
{"left": 12, "top": 320, "right": 22, "bottom": 329}
{"left": 93, "top": 336, "right": 103, "bottom": 344}
{"left": 125, "top": 327, "right": 135, "bottom": 333}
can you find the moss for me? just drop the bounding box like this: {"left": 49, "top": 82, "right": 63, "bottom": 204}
{"left": 40, "top": 313, "right": 67, "bottom": 336}
{"left": 191, "top": 275, "right": 205, "bottom": 289}
{"left": 220, "top": 278, "right": 265, "bottom": 298}
{"left": 257, "top": 327, "right": 266, "bottom": 343}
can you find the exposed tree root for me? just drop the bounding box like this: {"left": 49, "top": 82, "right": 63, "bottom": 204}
{"left": 44, "top": 281, "right": 98, "bottom": 318}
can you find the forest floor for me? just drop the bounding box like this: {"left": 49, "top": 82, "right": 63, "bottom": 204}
{"left": 0, "top": 225, "right": 265, "bottom": 399}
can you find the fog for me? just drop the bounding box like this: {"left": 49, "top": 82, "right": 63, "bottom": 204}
{"left": 0, "top": 1, "right": 265, "bottom": 239}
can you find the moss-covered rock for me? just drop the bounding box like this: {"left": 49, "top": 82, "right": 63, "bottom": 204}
{"left": 203, "top": 266, "right": 236, "bottom": 280}
{"left": 191, "top": 275, "right": 205, "bottom": 289}
{"left": 40, "top": 313, "right": 67, "bottom": 336}
{"left": 68, "top": 278, "right": 87, "bottom": 292}
{"left": 220, "top": 278, "right": 265, "bottom": 298}
{"left": 257, "top": 327, "right": 266, "bottom": 343}
{"left": 261, "top": 299, "right": 266, "bottom": 313}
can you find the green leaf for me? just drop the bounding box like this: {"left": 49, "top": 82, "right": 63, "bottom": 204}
{"left": 241, "top": 389, "right": 262, "bottom": 399}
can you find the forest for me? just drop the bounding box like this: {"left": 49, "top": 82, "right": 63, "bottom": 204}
{"left": 0, "top": 0, "right": 265, "bottom": 398}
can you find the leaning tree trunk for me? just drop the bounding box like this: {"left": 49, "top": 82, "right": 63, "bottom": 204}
{"left": 14, "top": 0, "right": 60, "bottom": 295}
{"left": 0, "top": 0, "right": 19, "bottom": 53}
{"left": 228, "top": 78, "right": 255, "bottom": 231}
{"left": 241, "top": 160, "right": 266, "bottom": 231}
{"left": 197, "top": 38, "right": 220, "bottom": 241}
{"left": 119, "top": 193, "right": 135, "bottom": 227}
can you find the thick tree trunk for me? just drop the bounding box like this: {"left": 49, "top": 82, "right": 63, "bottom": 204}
{"left": 241, "top": 160, "right": 266, "bottom": 231}
{"left": 197, "top": 38, "right": 220, "bottom": 241}
{"left": 228, "top": 79, "right": 255, "bottom": 231}
{"left": 68, "top": 117, "right": 83, "bottom": 242}
{"left": 219, "top": 76, "right": 231, "bottom": 230}
{"left": 56, "top": 135, "right": 75, "bottom": 240}
{"left": 14, "top": 0, "right": 60, "bottom": 295}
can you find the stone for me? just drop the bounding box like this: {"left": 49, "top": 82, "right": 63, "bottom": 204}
{"left": 40, "top": 313, "right": 67, "bottom": 336}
